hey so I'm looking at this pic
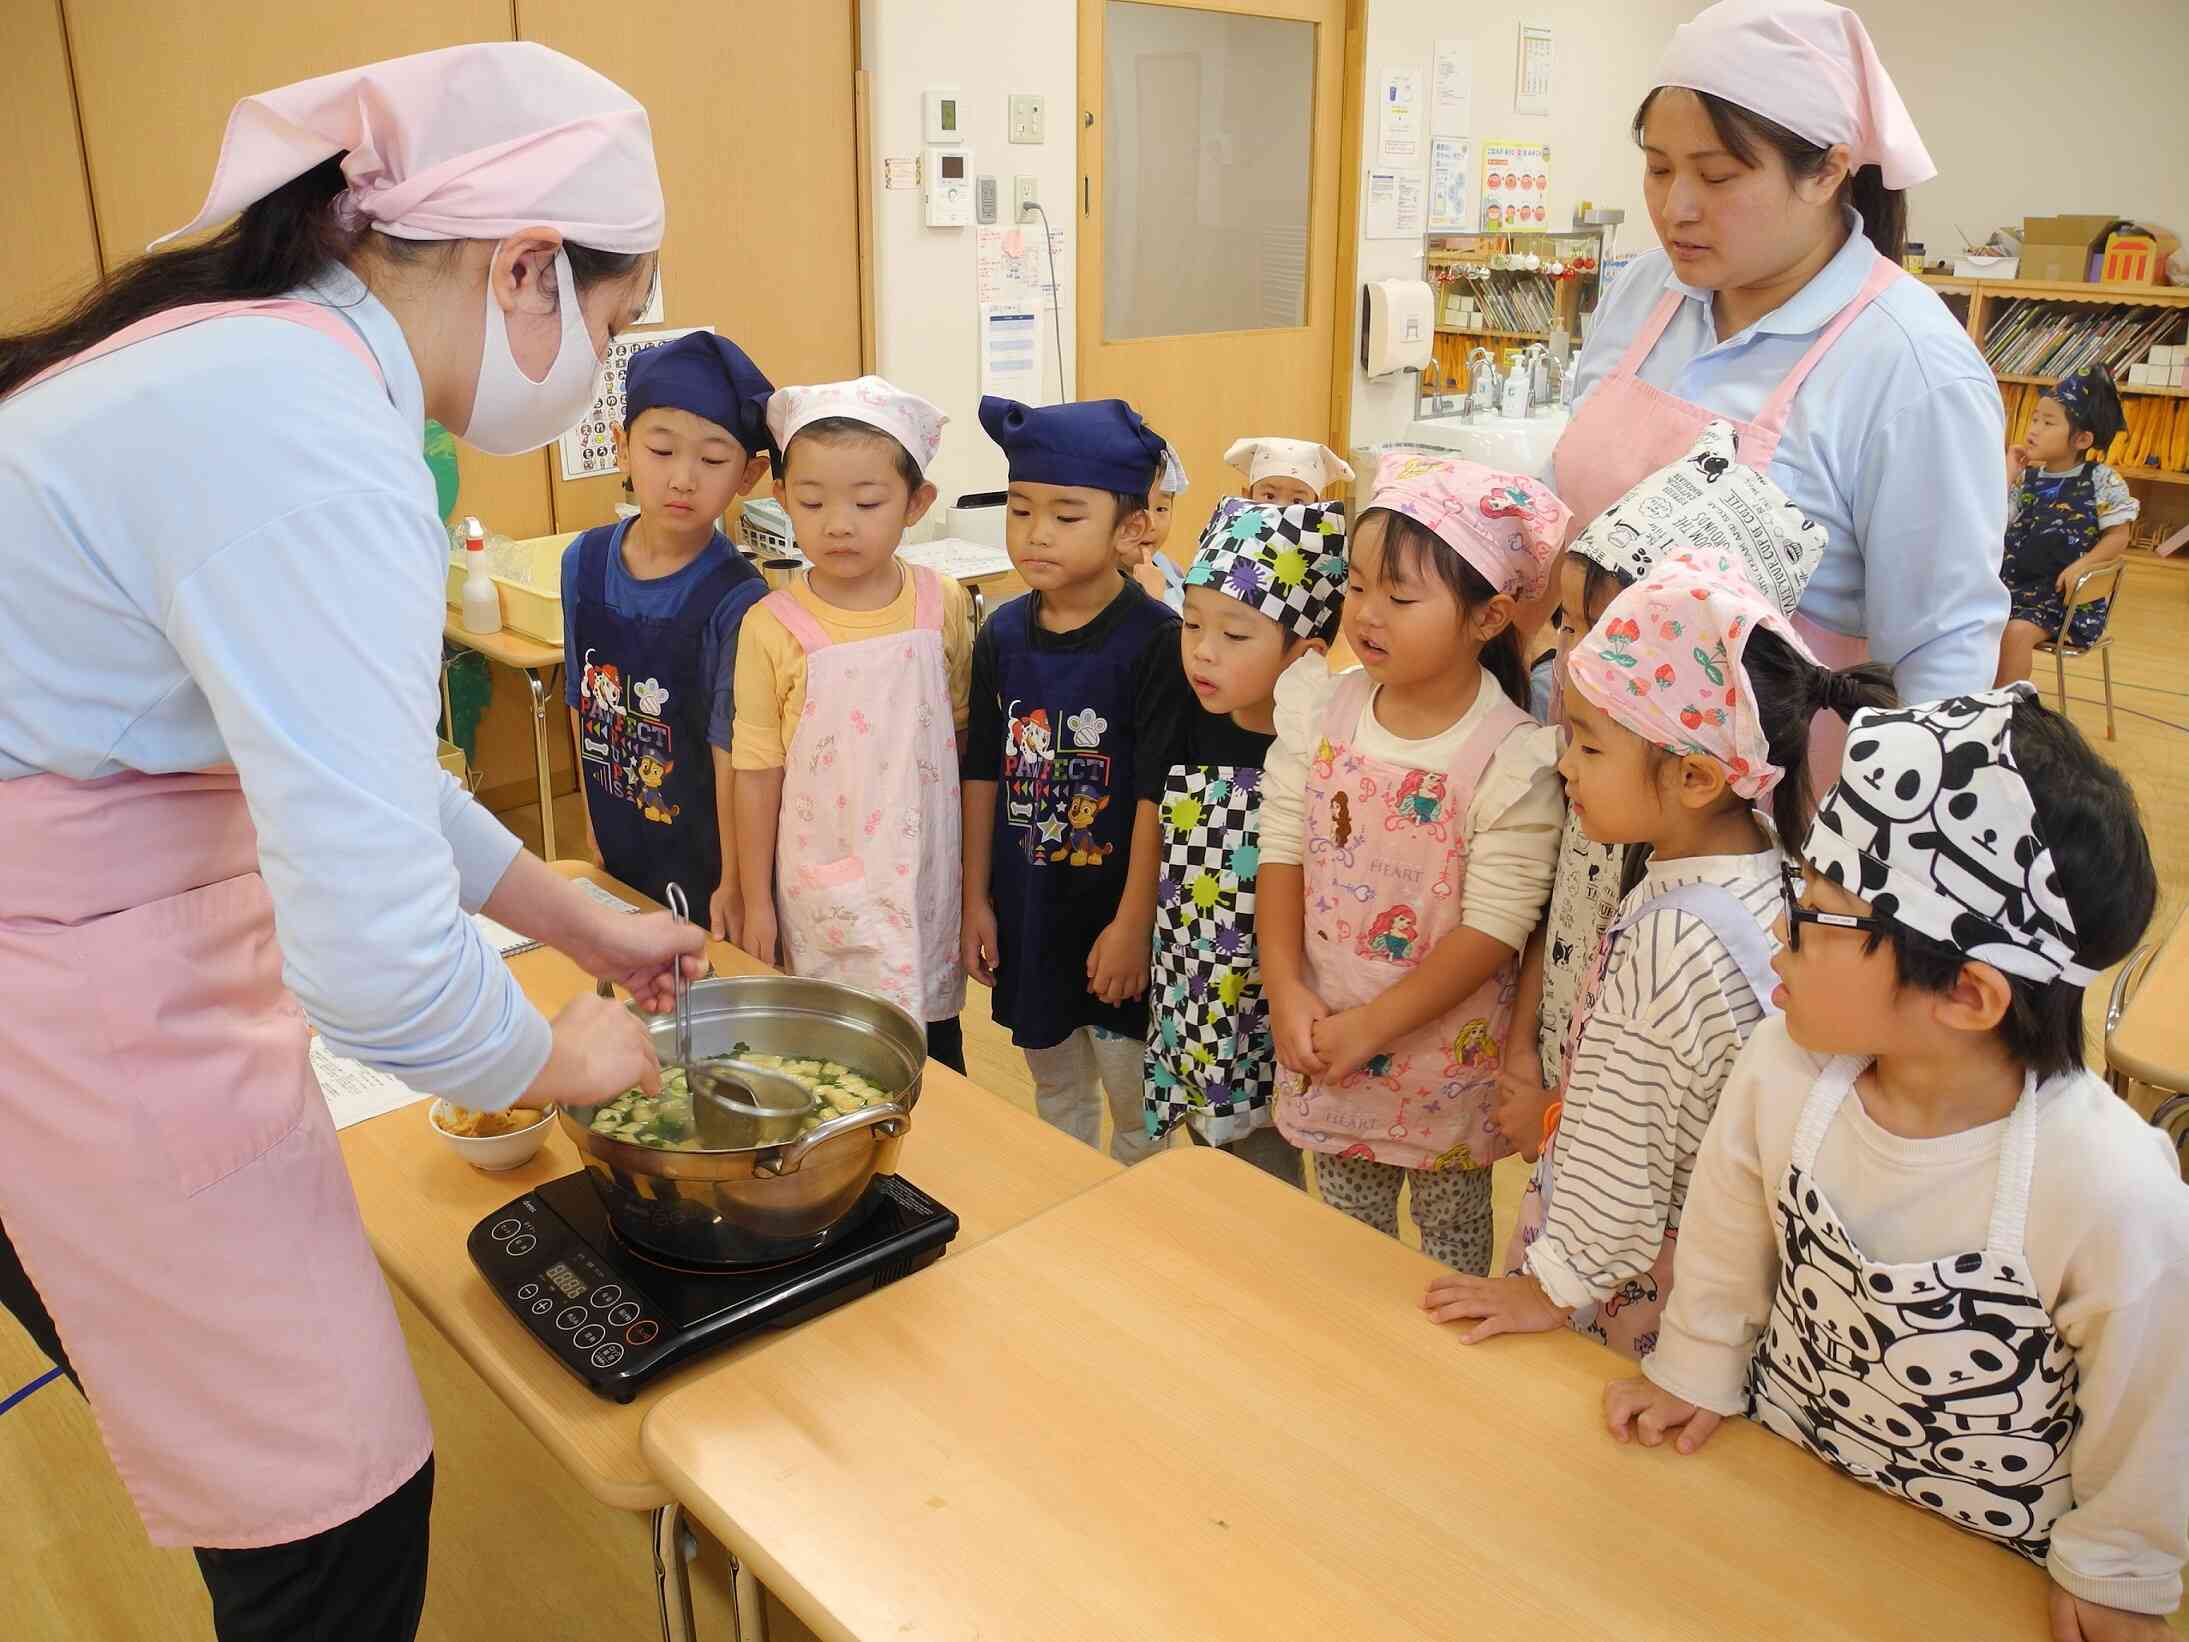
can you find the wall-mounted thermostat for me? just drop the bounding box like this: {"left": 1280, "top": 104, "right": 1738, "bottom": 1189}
{"left": 924, "top": 145, "right": 973, "bottom": 227}
{"left": 923, "top": 88, "right": 963, "bottom": 144}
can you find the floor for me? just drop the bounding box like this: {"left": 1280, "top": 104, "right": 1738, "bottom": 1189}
{"left": 3, "top": 559, "right": 2183, "bottom": 1640}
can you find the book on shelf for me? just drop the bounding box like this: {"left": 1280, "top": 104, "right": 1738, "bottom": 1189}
{"left": 1980, "top": 299, "right": 2184, "bottom": 384}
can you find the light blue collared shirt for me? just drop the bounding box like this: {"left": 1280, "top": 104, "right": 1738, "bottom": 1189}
{"left": 0, "top": 267, "right": 549, "bottom": 1108}
{"left": 1567, "top": 217, "right": 2007, "bottom": 703}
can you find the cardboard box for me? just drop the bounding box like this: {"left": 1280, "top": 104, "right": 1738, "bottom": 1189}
{"left": 2101, "top": 228, "right": 2180, "bottom": 286}
{"left": 2019, "top": 214, "right": 2121, "bottom": 283}
{"left": 1954, "top": 254, "right": 2019, "bottom": 280}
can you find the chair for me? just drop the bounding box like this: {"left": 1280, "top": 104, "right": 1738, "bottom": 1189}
{"left": 2033, "top": 558, "right": 2127, "bottom": 739}
{"left": 2105, "top": 910, "right": 2189, "bottom": 1181}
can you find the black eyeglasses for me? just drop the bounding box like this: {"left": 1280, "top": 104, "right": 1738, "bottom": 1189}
{"left": 1779, "top": 862, "right": 1895, "bottom": 951}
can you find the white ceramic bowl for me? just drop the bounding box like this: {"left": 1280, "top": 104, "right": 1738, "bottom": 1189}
{"left": 428, "top": 1100, "right": 556, "bottom": 1171}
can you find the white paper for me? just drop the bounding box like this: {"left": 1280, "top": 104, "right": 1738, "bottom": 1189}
{"left": 976, "top": 225, "right": 1064, "bottom": 309}
{"left": 472, "top": 912, "right": 540, "bottom": 959}
{"left": 1480, "top": 141, "right": 1551, "bottom": 231}
{"left": 557, "top": 325, "right": 713, "bottom": 482}
{"left": 1364, "top": 170, "right": 1423, "bottom": 241}
{"left": 979, "top": 304, "right": 1044, "bottom": 402}
{"left": 310, "top": 1037, "right": 427, "bottom": 1131}
{"left": 1378, "top": 68, "right": 1423, "bottom": 166}
{"left": 571, "top": 877, "right": 643, "bottom": 917}
{"left": 1432, "top": 39, "right": 1472, "bottom": 137}
{"left": 1428, "top": 137, "right": 1472, "bottom": 231}
{"left": 896, "top": 535, "right": 1016, "bottom": 581}
{"left": 1515, "top": 23, "right": 1553, "bottom": 117}
{"left": 883, "top": 156, "right": 919, "bottom": 191}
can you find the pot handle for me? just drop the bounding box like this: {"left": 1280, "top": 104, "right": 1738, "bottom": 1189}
{"left": 753, "top": 1104, "right": 907, "bottom": 1177}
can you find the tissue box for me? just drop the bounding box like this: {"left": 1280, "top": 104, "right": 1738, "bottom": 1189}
{"left": 1953, "top": 254, "right": 2018, "bottom": 280}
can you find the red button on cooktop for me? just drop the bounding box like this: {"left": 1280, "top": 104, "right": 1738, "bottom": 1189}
{"left": 624, "top": 1319, "right": 659, "bottom": 1347}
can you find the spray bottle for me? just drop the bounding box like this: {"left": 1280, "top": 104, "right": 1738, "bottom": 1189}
{"left": 459, "top": 515, "right": 502, "bottom": 636}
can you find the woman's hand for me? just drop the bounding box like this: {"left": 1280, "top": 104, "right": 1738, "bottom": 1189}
{"left": 522, "top": 993, "right": 662, "bottom": 1108}
{"left": 2047, "top": 1585, "right": 2174, "bottom": 1642}
{"left": 1604, "top": 1376, "right": 1722, "bottom": 1454}
{"left": 1268, "top": 979, "right": 1330, "bottom": 1077}
{"left": 1423, "top": 1272, "right": 1572, "bottom": 1343}
{"left": 564, "top": 906, "right": 705, "bottom": 1015}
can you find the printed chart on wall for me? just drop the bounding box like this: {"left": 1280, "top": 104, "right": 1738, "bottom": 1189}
{"left": 558, "top": 326, "right": 713, "bottom": 481}
{"left": 976, "top": 225, "right": 1065, "bottom": 310}
{"left": 1481, "top": 143, "right": 1550, "bottom": 230}
{"left": 1428, "top": 138, "right": 1472, "bottom": 231}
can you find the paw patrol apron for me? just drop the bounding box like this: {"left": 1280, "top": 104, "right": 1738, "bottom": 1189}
{"left": 0, "top": 301, "right": 433, "bottom": 1549}
{"left": 769, "top": 566, "right": 965, "bottom": 1023}
{"left": 1551, "top": 251, "right": 1905, "bottom": 783}
{"left": 1505, "top": 879, "right": 1781, "bottom": 1359}
{"left": 1745, "top": 1058, "right": 2077, "bottom": 1564}
{"left": 1275, "top": 670, "right": 1529, "bottom": 1173}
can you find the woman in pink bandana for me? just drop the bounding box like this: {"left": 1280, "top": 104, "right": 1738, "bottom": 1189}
{"left": 0, "top": 45, "right": 694, "bottom": 1638}
{"left": 1424, "top": 555, "right": 1892, "bottom": 1358}
{"left": 1551, "top": 1, "right": 2009, "bottom": 722}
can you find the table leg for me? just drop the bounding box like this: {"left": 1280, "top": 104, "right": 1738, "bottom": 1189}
{"left": 439, "top": 653, "right": 456, "bottom": 747}
{"left": 525, "top": 668, "right": 557, "bottom": 861}
{"left": 653, "top": 1503, "right": 698, "bottom": 1642}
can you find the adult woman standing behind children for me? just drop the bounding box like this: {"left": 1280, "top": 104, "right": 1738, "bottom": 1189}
{"left": 562, "top": 331, "right": 773, "bottom": 930}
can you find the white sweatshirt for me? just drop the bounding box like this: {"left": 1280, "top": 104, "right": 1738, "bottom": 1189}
{"left": 1647, "top": 1019, "right": 2189, "bottom": 1614}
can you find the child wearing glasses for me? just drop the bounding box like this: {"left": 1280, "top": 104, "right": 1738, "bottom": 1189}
{"left": 1608, "top": 686, "right": 2186, "bottom": 1641}
{"left": 1423, "top": 554, "right": 1892, "bottom": 1357}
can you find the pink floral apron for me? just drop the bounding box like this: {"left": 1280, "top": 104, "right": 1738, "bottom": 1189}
{"left": 0, "top": 299, "right": 434, "bottom": 1549}
{"left": 1275, "top": 671, "right": 1529, "bottom": 1172}
{"left": 1504, "top": 878, "right": 1781, "bottom": 1358}
{"left": 769, "top": 565, "right": 965, "bottom": 1023}
{"left": 1551, "top": 251, "right": 1905, "bottom": 783}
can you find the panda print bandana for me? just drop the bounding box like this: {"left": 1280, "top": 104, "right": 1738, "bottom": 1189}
{"left": 1184, "top": 497, "right": 1348, "bottom": 642}
{"left": 1804, "top": 685, "right": 2097, "bottom": 986}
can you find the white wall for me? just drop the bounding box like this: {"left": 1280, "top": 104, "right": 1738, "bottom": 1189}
{"left": 859, "top": 0, "right": 1079, "bottom": 522}
{"left": 1346, "top": 0, "right": 1695, "bottom": 455}
{"left": 1862, "top": 0, "right": 2189, "bottom": 259}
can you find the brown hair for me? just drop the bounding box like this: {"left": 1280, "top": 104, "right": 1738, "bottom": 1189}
{"left": 1633, "top": 88, "right": 1906, "bottom": 266}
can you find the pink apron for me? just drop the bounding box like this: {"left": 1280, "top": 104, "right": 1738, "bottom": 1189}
{"left": 769, "top": 566, "right": 965, "bottom": 1023}
{"left": 1551, "top": 251, "right": 1904, "bottom": 782}
{"left": 0, "top": 301, "right": 434, "bottom": 1549}
{"left": 1275, "top": 671, "right": 1528, "bottom": 1173}
{"left": 1503, "top": 879, "right": 1781, "bottom": 1359}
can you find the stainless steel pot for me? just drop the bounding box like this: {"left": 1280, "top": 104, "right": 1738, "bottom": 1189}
{"left": 557, "top": 975, "right": 926, "bottom": 1266}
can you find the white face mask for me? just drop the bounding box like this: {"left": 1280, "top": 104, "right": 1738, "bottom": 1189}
{"left": 463, "top": 244, "right": 604, "bottom": 455}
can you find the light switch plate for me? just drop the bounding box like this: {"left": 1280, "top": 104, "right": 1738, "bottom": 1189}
{"left": 976, "top": 175, "right": 999, "bottom": 225}
{"left": 1008, "top": 93, "right": 1045, "bottom": 144}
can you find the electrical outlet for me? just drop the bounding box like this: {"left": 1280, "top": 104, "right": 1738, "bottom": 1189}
{"left": 1008, "top": 93, "right": 1045, "bottom": 144}
{"left": 1013, "top": 176, "right": 1040, "bottom": 221}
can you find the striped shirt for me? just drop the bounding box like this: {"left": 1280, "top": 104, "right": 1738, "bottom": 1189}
{"left": 1525, "top": 849, "right": 1782, "bottom": 1312}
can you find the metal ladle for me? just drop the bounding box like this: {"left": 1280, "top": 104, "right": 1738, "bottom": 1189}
{"left": 662, "top": 882, "right": 817, "bottom": 1150}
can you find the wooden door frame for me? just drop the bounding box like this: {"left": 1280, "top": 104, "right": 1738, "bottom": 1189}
{"left": 1075, "top": 0, "right": 1365, "bottom": 458}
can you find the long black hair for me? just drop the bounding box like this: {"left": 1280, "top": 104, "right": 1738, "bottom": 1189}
{"left": 1633, "top": 88, "right": 1906, "bottom": 266}
{"left": 1363, "top": 507, "right": 1531, "bottom": 709}
{"left": 0, "top": 156, "right": 644, "bottom": 401}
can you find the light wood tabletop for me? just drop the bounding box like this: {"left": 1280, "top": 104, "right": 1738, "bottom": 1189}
{"left": 641, "top": 1144, "right": 2050, "bottom": 1642}
{"left": 441, "top": 607, "right": 566, "bottom": 672}
{"left": 338, "top": 862, "right": 1120, "bottom": 1511}
{"left": 2109, "top": 908, "right": 2189, "bottom": 1094}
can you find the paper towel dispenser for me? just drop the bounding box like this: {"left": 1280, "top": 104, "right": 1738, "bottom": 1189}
{"left": 1362, "top": 278, "right": 1435, "bottom": 377}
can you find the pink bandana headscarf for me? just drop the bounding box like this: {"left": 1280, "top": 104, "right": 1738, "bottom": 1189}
{"left": 1655, "top": 1, "right": 1935, "bottom": 190}
{"left": 1567, "top": 553, "right": 1818, "bottom": 799}
{"left": 154, "top": 43, "right": 664, "bottom": 253}
{"left": 767, "top": 377, "right": 948, "bottom": 474}
{"left": 1366, "top": 454, "right": 1569, "bottom": 603}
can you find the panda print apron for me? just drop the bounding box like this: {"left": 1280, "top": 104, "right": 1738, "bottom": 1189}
{"left": 1746, "top": 1056, "right": 2078, "bottom": 1563}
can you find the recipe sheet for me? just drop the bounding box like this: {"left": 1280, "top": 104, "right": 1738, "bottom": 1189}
{"left": 310, "top": 1037, "right": 427, "bottom": 1131}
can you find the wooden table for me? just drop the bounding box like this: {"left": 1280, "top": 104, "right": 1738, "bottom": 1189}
{"left": 339, "top": 863, "right": 1119, "bottom": 1639}
{"left": 2108, "top": 907, "right": 2189, "bottom": 1097}
{"left": 643, "top": 1146, "right": 2049, "bottom": 1642}
{"left": 441, "top": 610, "right": 568, "bottom": 859}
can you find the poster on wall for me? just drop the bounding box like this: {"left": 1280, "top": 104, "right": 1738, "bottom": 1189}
{"left": 1479, "top": 141, "right": 1550, "bottom": 230}
{"left": 1514, "top": 22, "right": 1554, "bottom": 116}
{"left": 558, "top": 326, "right": 713, "bottom": 482}
{"left": 1364, "top": 169, "right": 1424, "bottom": 240}
{"left": 1378, "top": 67, "right": 1422, "bottom": 165}
{"left": 1432, "top": 39, "right": 1472, "bottom": 137}
{"left": 1428, "top": 138, "right": 1472, "bottom": 231}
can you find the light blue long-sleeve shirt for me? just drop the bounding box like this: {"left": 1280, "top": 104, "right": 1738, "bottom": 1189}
{"left": 0, "top": 267, "right": 549, "bottom": 1109}
{"left": 1567, "top": 216, "right": 2008, "bottom": 703}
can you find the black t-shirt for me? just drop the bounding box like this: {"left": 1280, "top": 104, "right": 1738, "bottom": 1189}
{"left": 1144, "top": 647, "right": 1279, "bottom": 779}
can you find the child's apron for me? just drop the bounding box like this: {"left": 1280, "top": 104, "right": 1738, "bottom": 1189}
{"left": 1551, "top": 251, "right": 1905, "bottom": 783}
{"left": 0, "top": 300, "right": 433, "bottom": 1549}
{"left": 1145, "top": 760, "right": 1272, "bottom": 1144}
{"left": 1745, "top": 1059, "right": 2077, "bottom": 1566}
{"left": 1275, "top": 671, "right": 1528, "bottom": 1173}
{"left": 1505, "top": 878, "right": 1780, "bottom": 1358}
{"left": 768, "top": 566, "right": 965, "bottom": 1023}
{"left": 572, "top": 518, "right": 755, "bottom": 909}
